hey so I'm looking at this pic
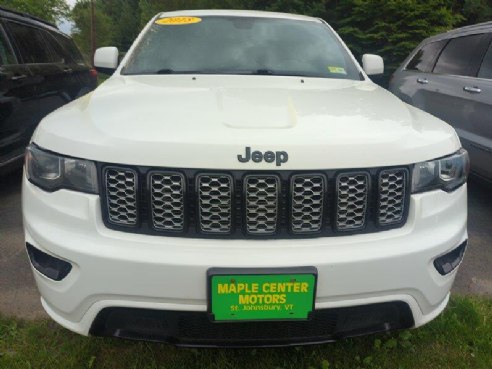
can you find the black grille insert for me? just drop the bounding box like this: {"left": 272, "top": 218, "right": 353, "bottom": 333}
{"left": 149, "top": 171, "right": 185, "bottom": 231}
{"left": 336, "top": 172, "right": 369, "bottom": 231}
{"left": 104, "top": 167, "right": 138, "bottom": 226}
{"left": 291, "top": 175, "right": 325, "bottom": 233}
{"left": 378, "top": 169, "right": 408, "bottom": 226}
{"left": 197, "top": 174, "right": 233, "bottom": 234}
{"left": 245, "top": 175, "right": 280, "bottom": 235}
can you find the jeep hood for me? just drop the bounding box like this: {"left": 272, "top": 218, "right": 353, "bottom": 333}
{"left": 33, "top": 75, "right": 460, "bottom": 169}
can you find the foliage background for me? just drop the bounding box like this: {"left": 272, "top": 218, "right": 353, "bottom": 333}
{"left": 1, "top": 0, "right": 491, "bottom": 80}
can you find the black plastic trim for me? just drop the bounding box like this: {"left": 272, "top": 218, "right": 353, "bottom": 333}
{"left": 25, "top": 243, "right": 72, "bottom": 281}
{"left": 95, "top": 66, "right": 116, "bottom": 75}
{"left": 89, "top": 301, "right": 415, "bottom": 347}
{"left": 434, "top": 240, "right": 468, "bottom": 275}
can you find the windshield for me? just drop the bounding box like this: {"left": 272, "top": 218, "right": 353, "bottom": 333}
{"left": 122, "top": 16, "right": 361, "bottom": 80}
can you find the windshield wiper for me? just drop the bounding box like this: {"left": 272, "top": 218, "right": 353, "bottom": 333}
{"left": 136, "top": 68, "right": 315, "bottom": 77}
{"left": 155, "top": 69, "right": 205, "bottom": 74}
{"left": 156, "top": 69, "right": 175, "bottom": 74}
{"left": 155, "top": 68, "right": 277, "bottom": 75}
{"left": 238, "top": 69, "right": 316, "bottom": 77}
{"left": 252, "top": 69, "right": 275, "bottom": 75}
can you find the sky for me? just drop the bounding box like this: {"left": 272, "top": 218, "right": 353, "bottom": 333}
{"left": 58, "top": 0, "right": 77, "bottom": 34}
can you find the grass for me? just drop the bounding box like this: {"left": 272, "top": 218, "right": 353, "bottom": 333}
{"left": 97, "top": 74, "right": 110, "bottom": 86}
{"left": 0, "top": 296, "right": 491, "bottom": 369}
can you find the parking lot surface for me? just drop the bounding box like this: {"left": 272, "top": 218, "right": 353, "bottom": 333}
{"left": 0, "top": 170, "right": 490, "bottom": 319}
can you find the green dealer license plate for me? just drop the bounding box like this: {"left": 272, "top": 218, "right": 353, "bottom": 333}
{"left": 208, "top": 267, "right": 317, "bottom": 321}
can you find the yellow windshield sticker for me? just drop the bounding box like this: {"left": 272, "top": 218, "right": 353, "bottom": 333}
{"left": 328, "top": 66, "right": 347, "bottom": 74}
{"left": 155, "top": 16, "right": 202, "bottom": 25}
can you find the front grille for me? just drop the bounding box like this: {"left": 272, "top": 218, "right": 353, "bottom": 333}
{"left": 378, "top": 169, "right": 407, "bottom": 225}
{"left": 197, "top": 174, "right": 233, "bottom": 234}
{"left": 104, "top": 168, "right": 138, "bottom": 226}
{"left": 291, "top": 175, "right": 325, "bottom": 233}
{"left": 336, "top": 173, "right": 369, "bottom": 231}
{"left": 100, "top": 166, "right": 410, "bottom": 239}
{"left": 245, "top": 175, "right": 279, "bottom": 235}
{"left": 150, "top": 172, "right": 185, "bottom": 231}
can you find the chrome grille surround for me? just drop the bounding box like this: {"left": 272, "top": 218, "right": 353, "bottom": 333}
{"left": 104, "top": 167, "right": 138, "bottom": 226}
{"left": 150, "top": 172, "right": 185, "bottom": 231}
{"left": 336, "top": 172, "right": 369, "bottom": 231}
{"left": 291, "top": 175, "right": 325, "bottom": 234}
{"left": 197, "top": 174, "right": 233, "bottom": 234}
{"left": 378, "top": 169, "right": 407, "bottom": 226}
{"left": 245, "top": 175, "right": 280, "bottom": 235}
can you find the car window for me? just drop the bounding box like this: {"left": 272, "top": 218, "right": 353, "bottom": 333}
{"left": 123, "top": 16, "right": 361, "bottom": 80}
{"left": 406, "top": 40, "right": 447, "bottom": 73}
{"left": 5, "top": 21, "right": 58, "bottom": 64}
{"left": 39, "top": 30, "right": 66, "bottom": 63}
{"left": 433, "top": 34, "right": 488, "bottom": 77}
{"left": 478, "top": 40, "right": 492, "bottom": 79}
{"left": 0, "top": 27, "right": 16, "bottom": 65}
{"left": 49, "top": 32, "right": 86, "bottom": 65}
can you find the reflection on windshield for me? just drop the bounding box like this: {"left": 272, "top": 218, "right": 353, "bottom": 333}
{"left": 123, "top": 16, "right": 361, "bottom": 80}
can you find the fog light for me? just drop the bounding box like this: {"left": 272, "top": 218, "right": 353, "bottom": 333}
{"left": 433, "top": 241, "right": 467, "bottom": 275}
{"left": 26, "top": 243, "right": 72, "bottom": 281}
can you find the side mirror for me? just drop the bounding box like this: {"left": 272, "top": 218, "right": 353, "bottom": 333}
{"left": 362, "top": 54, "right": 384, "bottom": 76}
{"left": 94, "top": 47, "right": 119, "bottom": 75}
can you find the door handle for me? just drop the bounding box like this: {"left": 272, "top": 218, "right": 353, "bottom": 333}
{"left": 463, "top": 86, "right": 481, "bottom": 94}
{"left": 63, "top": 68, "right": 73, "bottom": 73}
{"left": 417, "top": 78, "right": 429, "bottom": 85}
{"left": 10, "top": 74, "right": 27, "bottom": 81}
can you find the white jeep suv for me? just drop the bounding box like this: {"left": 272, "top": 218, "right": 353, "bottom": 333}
{"left": 23, "top": 10, "right": 469, "bottom": 347}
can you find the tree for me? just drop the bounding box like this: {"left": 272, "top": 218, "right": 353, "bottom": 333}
{"left": 70, "top": 0, "right": 141, "bottom": 58}
{"left": 267, "top": 0, "right": 328, "bottom": 17}
{"left": 100, "top": 0, "right": 141, "bottom": 51}
{"left": 71, "top": 0, "right": 113, "bottom": 59}
{"left": 138, "top": 0, "right": 220, "bottom": 26}
{"left": 333, "top": 0, "right": 465, "bottom": 75}
{"left": 0, "top": 0, "right": 69, "bottom": 23}
{"left": 454, "top": 0, "right": 492, "bottom": 24}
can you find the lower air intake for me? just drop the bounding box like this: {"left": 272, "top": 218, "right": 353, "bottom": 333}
{"left": 90, "top": 301, "right": 414, "bottom": 347}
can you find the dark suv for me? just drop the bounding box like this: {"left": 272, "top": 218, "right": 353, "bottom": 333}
{"left": 0, "top": 7, "right": 97, "bottom": 174}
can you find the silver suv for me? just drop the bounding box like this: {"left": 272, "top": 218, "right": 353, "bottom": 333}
{"left": 390, "top": 22, "right": 492, "bottom": 181}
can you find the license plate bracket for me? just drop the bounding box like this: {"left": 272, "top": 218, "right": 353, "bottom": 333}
{"left": 207, "top": 267, "right": 317, "bottom": 322}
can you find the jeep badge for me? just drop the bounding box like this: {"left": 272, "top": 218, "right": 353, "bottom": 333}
{"left": 237, "top": 147, "right": 288, "bottom": 167}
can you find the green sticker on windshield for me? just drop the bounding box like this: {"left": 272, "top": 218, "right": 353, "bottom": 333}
{"left": 328, "top": 66, "right": 346, "bottom": 74}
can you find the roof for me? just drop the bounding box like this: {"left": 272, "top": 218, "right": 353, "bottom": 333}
{"left": 156, "top": 9, "right": 321, "bottom": 23}
{"left": 0, "top": 6, "right": 58, "bottom": 30}
{"left": 446, "top": 21, "right": 492, "bottom": 34}
{"left": 422, "top": 21, "right": 492, "bottom": 44}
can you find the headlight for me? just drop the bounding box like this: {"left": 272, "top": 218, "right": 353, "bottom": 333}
{"left": 412, "top": 149, "right": 469, "bottom": 193}
{"left": 25, "top": 144, "right": 98, "bottom": 194}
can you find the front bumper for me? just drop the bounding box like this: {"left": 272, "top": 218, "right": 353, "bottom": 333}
{"left": 22, "top": 175, "right": 467, "bottom": 345}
